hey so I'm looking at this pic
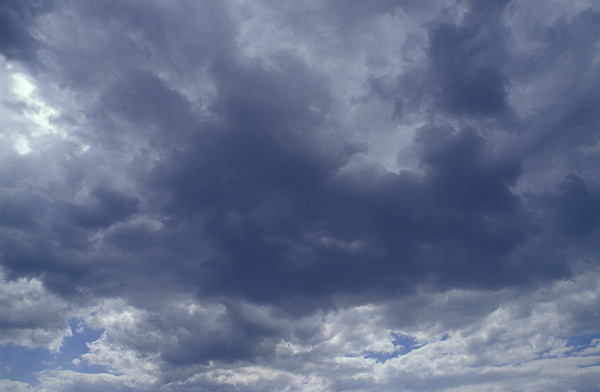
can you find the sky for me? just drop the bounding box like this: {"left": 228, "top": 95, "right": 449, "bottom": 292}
{"left": 0, "top": 0, "right": 600, "bottom": 391}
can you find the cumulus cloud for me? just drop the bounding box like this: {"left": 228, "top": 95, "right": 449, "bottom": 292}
{"left": 0, "top": 270, "right": 71, "bottom": 352}
{"left": 1, "top": 0, "right": 599, "bottom": 390}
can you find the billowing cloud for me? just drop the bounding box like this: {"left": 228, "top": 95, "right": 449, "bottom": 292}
{"left": 1, "top": 0, "right": 599, "bottom": 390}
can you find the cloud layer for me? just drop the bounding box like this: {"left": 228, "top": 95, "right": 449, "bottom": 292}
{"left": 1, "top": 0, "right": 599, "bottom": 390}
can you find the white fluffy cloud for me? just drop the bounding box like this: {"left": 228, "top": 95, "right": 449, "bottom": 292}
{"left": 11, "top": 264, "right": 597, "bottom": 391}
{"left": 0, "top": 270, "right": 71, "bottom": 352}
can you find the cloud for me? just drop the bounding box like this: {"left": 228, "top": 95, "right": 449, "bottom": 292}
{"left": 0, "top": 270, "right": 71, "bottom": 352}
{"left": 36, "top": 370, "right": 139, "bottom": 392}
{"left": 428, "top": 1, "right": 512, "bottom": 117}
{"left": 0, "top": 379, "right": 32, "bottom": 392}
{"left": 55, "top": 265, "right": 597, "bottom": 392}
{"left": 1, "top": 0, "right": 600, "bottom": 390}
{"left": 0, "top": 1, "right": 53, "bottom": 61}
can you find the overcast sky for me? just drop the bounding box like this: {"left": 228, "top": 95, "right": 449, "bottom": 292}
{"left": 1, "top": 0, "right": 600, "bottom": 391}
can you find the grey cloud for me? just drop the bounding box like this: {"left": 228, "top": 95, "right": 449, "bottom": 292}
{"left": 100, "top": 71, "right": 196, "bottom": 135}
{"left": 0, "top": 0, "right": 567, "bottom": 304}
{"left": 0, "top": 189, "right": 39, "bottom": 228}
{"left": 0, "top": 20, "right": 573, "bottom": 308}
{"left": 1, "top": 0, "right": 600, "bottom": 389}
{"left": 0, "top": 0, "right": 53, "bottom": 60}
{"left": 66, "top": 186, "right": 139, "bottom": 230}
{"left": 368, "top": 1, "right": 515, "bottom": 123}
{"left": 429, "top": 28, "right": 508, "bottom": 117}
{"left": 0, "top": 272, "right": 70, "bottom": 350}
{"left": 418, "top": 126, "right": 521, "bottom": 212}
{"left": 554, "top": 174, "right": 600, "bottom": 237}
{"left": 37, "top": 372, "right": 139, "bottom": 392}
{"left": 423, "top": 0, "right": 512, "bottom": 120}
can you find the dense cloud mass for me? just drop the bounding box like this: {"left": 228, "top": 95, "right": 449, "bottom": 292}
{"left": 1, "top": 1, "right": 600, "bottom": 391}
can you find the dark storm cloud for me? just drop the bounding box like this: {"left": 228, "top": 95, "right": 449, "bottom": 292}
{"left": 0, "top": 0, "right": 580, "bottom": 304}
{"left": 524, "top": 173, "right": 600, "bottom": 267}
{"left": 66, "top": 186, "right": 140, "bottom": 230}
{"left": 146, "top": 54, "right": 376, "bottom": 307}
{"left": 147, "top": 111, "right": 540, "bottom": 308}
{"left": 143, "top": 7, "right": 532, "bottom": 305}
{"left": 1, "top": 0, "right": 600, "bottom": 381}
{"left": 515, "top": 8, "right": 600, "bottom": 156}
{"left": 157, "top": 301, "right": 290, "bottom": 366}
{"left": 0, "top": 0, "right": 235, "bottom": 293}
{"left": 367, "top": 0, "right": 515, "bottom": 123}
{"left": 552, "top": 174, "right": 600, "bottom": 237}
{"left": 418, "top": 126, "right": 520, "bottom": 212}
{"left": 0, "top": 0, "right": 53, "bottom": 60}
{"left": 425, "top": 0, "right": 512, "bottom": 118}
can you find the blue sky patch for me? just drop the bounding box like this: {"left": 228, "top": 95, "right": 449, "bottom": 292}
{"left": 348, "top": 333, "right": 423, "bottom": 363}
{"left": 0, "top": 344, "right": 52, "bottom": 385}
{"left": 391, "top": 333, "right": 421, "bottom": 355}
{"left": 55, "top": 318, "right": 106, "bottom": 373}
{"left": 565, "top": 332, "right": 600, "bottom": 354}
{"left": 0, "top": 318, "right": 106, "bottom": 385}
